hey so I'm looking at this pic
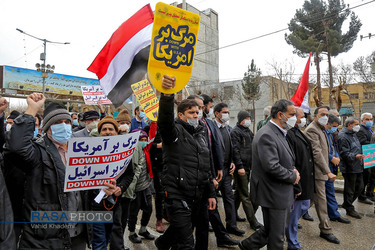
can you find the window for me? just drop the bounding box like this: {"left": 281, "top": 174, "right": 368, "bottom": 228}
{"left": 364, "top": 92, "right": 375, "bottom": 99}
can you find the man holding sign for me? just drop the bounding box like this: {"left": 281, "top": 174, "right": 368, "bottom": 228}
{"left": 155, "top": 75, "right": 216, "bottom": 249}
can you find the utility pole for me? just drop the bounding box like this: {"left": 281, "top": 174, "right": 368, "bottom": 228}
{"left": 16, "top": 28, "right": 70, "bottom": 96}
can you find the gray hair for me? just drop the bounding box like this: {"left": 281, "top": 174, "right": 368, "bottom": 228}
{"left": 361, "top": 112, "right": 373, "bottom": 121}
{"left": 264, "top": 106, "right": 272, "bottom": 116}
{"left": 270, "top": 100, "right": 294, "bottom": 119}
{"left": 328, "top": 114, "right": 340, "bottom": 125}
{"left": 344, "top": 116, "right": 359, "bottom": 127}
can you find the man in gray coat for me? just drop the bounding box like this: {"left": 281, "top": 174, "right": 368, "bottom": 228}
{"left": 239, "top": 99, "right": 300, "bottom": 250}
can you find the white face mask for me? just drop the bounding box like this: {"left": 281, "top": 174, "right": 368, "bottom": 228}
{"left": 298, "top": 118, "right": 307, "bottom": 128}
{"left": 6, "top": 124, "right": 12, "bottom": 132}
{"left": 353, "top": 125, "right": 360, "bottom": 133}
{"left": 243, "top": 119, "right": 252, "bottom": 128}
{"left": 86, "top": 120, "right": 99, "bottom": 131}
{"left": 286, "top": 115, "right": 297, "bottom": 129}
{"left": 187, "top": 118, "right": 199, "bottom": 128}
{"left": 208, "top": 108, "right": 214, "bottom": 117}
{"left": 318, "top": 115, "right": 329, "bottom": 126}
{"left": 220, "top": 113, "right": 230, "bottom": 123}
{"left": 119, "top": 124, "right": 129, "bottom": 132}
{"left": 198, "top": 110, "right": 203, "bottom": 119}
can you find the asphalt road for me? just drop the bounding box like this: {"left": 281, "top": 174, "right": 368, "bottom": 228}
{"left": 123, "top": 190, "right": 375, "bottom": 250}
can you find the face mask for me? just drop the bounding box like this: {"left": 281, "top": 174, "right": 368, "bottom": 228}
{"left": 6, "top": 124, "right": 12, "bottom": 132}
{"left": 282, "top": 113, "right": 297, "bottom": 129}
{"left": 72, "top": 119, "right": 79, "bottom": 126}
{"left": 86, "top": 120, "right": 98, "bottom": 131}
{"left": 220, "top": 113, "right": 230, "bottom": 123}
{"left": 139, "top": 141, "right": 147, "bottom": 149}
{"left": 207, "top": 108, "right": 214, "bottom": 118}
{"left": 338, "top": 116, "right": 342, "bottom": 123}
{"left": 298, "top": 118, "right": 307, "bottom": 128}
{"left": 139, "top": 111, "right": 146, "bottom": 119}
{"left": 328, "top": 127, "right": 338, "bottom": 134}
{"left": 243, "top": 119, "right": 252, "bottom": 128}
{"left": 34, "top": 128, "right": 39, "bottom": 137}
{"left": 198, "top": 110, "right": 203, "bottom": 119}
{"left": 318, "top": 115, "right": 328, "bottom": 126}
{"left": 366, "top": 121, "right": 373, "bottom": 128}
{"left": 119, "top": 124, "right": 129, "bottom": 132}
{"left": 187, "top": 118, "right": 199, "bottom": 128}
{"left": 51, "top": 123, "right": 72, "bottom": 143}
{"left": 353, "top": 125, "right": 360, "bottom": 133}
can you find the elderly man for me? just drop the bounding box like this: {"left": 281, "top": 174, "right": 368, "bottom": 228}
{"left": 72, "top": 110, "right": 101, "bottom": 137}
{"left": 356, "top": 112, "right": 375, "bottom": 204}
{"left": 240, "top": 99, "right": 300, "bottom": 250}
{"left": 304, "top": 106, "right": 340, "bottom": 244}
{"left": 338, "top": 117, "right": 367, "bottom": 219}
{"left": 256, "top": 106, "right": 271, "bottom": 131}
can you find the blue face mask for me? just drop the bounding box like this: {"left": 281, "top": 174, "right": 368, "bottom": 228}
{"left": 34, "top": 128, "right": 39, "bottom": 137}
{"left": 366, "top": 121, "right": 373, "bottom": 128}
{"left": 51, "top": 123, "right": 72, "bottom": 143}
{"left": 327, "top": 127, "right": 338, "bottom": 134}
{"left": 139, "top": 111, "right": 147, "bottom": 120}
{"left": 72, "top": 119, "right": 79, "bottom": 126}
{"left": 139, "top": 141, "right": 147, "bottom": 149}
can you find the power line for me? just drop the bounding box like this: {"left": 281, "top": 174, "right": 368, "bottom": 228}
{"left": 7, "top": 45, "right": 43, "bottom": 65}
{"left": 196, "top": 0, "right": 375, "bottom": 56}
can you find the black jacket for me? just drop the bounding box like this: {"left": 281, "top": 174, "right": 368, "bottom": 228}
{"left": 4, "top": 114, "right": 92, "bottom": 249}
{"left": 230, "top": 124, "right": 254, "bottom": 172}
{"left": 158, "top": 94, "right": 215, "bottom": 200}
{"left": 356, "top": 124, "right": 372, "bottom": 145}
{"left": 338, "top": 127, "right": 363, "bottom": 173}
{"left": 286, "top": 127, "right": 315, "bottom": 200}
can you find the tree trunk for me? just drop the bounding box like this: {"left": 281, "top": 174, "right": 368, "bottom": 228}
{"left": 252, "top": 99, "right": 256, "bottom": 132}
{"left": 314, "top": 52, "right": 322, "bottom": 101}
{"left": 325, "top": 30, "right": 334, "bottom": 108}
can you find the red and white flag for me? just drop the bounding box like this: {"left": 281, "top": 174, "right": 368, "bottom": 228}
{"left": 88, "top": 4, "right": 154, "bottom": 107}
{"left": 291, "top": 53, "right": 311, "bottom": 113}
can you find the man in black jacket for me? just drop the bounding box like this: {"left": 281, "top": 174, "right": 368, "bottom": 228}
{"left": 338, "top": 117, "right": 367, "bottom": 219}
{"left": 285, "top": 107, "right": 315, "bottom": 250}
{"left": 155, "top": 75, "right": 216, "bottom": 250}
{"left": 356, "top": 112, "right": 375, "bottom": 203}
{"left": 230, "top": 110, "right": 261, "bottom": 230}
{"left": 4, "top": 93, "right": 121, "bottom": 250}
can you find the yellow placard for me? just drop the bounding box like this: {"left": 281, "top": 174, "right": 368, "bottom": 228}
{"left": 131, "top": 79, "right": 159, "bottom": 121}
{"left": 148, "top": 2, "right": 200, "bottom": 94}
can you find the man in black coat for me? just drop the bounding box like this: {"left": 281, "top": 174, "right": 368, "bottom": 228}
{"left": 338, "top": 117, "right": 367, "bottom": 219}
{"left": 230, "top": 110, "right": 261, "bottom": 230}
{"left": 356, "top": 112, "right": 375, "bottom": 203}
{"left": 155, "top": 75, "right": 216, "bottom": 249}
{"left": 285, "top": 107, "right": 315, "bottom": 250}
{"left": 240, "top": 99, "right": 300, "bottom": 250}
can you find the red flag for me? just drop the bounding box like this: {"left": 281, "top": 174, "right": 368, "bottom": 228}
{"left": 291, "top": 53, "right": 311, "bottom": 113}
{"left": 88, "top": 4, "right": 154, "bottom": 107}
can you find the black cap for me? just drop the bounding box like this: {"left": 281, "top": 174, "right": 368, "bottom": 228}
{"left": 7, "top": 110, "right": 20, "bottom": 120}
{"left": 237, "top": 110, "right": 250, "bottom": 123}
{"left": 82, "top": 110, "right": 100, "bottom": 121}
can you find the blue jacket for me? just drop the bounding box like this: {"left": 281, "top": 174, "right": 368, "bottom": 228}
{"left": 325, "top": 130, "right": 339, "bottom": 175}
{"left": 130, "top": 117, "right": 147, "bottom": 132}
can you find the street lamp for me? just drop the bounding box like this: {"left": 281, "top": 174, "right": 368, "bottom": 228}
{"left": 16, "top": 28, "right": 70, "bottom": 96}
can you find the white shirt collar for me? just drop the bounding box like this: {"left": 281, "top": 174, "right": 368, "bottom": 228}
{"left": 214, "top": 119, "right": 225, "bottom": 128}
{"left": 270, "top": 120, "right": 288, "bottom": 137}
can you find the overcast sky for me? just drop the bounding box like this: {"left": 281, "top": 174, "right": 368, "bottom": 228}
{"left": 0, "top": 0, "right": 374, "bottom": 87}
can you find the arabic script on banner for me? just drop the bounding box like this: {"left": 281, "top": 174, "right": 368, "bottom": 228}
{"left": 363, "top": 143, "right": 375, "bottom": 169}
{"left": 131, "top": 79, "right": 159, "bottom": 121}
{"left": 81, "top": 85, "right": 112, "bottom": 105}
{"left": 64, "top": 132, "right": 140, "bottom": 192}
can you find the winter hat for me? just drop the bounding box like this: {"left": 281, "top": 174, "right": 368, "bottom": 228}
{"left": 82, "top": 110, "right": 100, "bottom": 121}
{"left": 7, "top": 110, "right": 20, "bottom": 120}
{"left": 42, "top": 103, "right": 72, "bottom": 132}
{"left": 132, "top": 129, "right": 148, "bottom": 140}
{"left": 237, "top": 110, "right": 251, "bottom": 123}
{"left": 116, "top": 109, "right": 131, "bottom": 124}
{"left": 98, "top": 116, "right": 119, "bottom": 134}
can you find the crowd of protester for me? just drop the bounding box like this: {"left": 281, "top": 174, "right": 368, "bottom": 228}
{"left": 0, "top": 77, "right": 374, "bottom": 249}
